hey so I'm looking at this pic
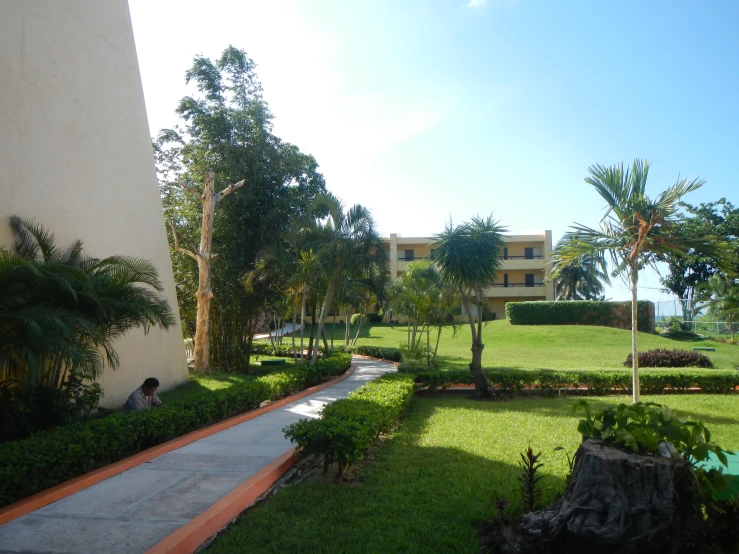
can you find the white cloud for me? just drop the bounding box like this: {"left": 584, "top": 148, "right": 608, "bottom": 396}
{"left": 468, "top": 0, "right": 488, "bottom": 7}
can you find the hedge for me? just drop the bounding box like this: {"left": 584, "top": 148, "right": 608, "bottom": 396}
{"left": 283, "top": 373, "right": 415, "bottom": 478}
{"left": 411, "top": 368, "right": 739, "bottom": 396}
{"left": 625, "top": 349, "right": 714, "bottom": 369}
{"left": 344, "top": 345, "right": 402, "bottom": 363}
{"left": 0, "top": 352, "right": 352, "bottom": 508}
{"left": 505, "top": 300, "right": 654, "bottom": 332}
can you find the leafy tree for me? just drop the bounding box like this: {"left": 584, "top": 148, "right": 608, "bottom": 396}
{"left": 553, "top": 159, "right": 730, "bottom": 403}
{"left": 155, "top": 46, "right": 326, "bottom": 371}
{"left": 549, "top": 243, "right": 610, "bottom": 300}
{"left": 659, "top": 199, "right": 739, "bottom": 321}
{"left": 431, "top": 216, "right": 507, "bottom": 396}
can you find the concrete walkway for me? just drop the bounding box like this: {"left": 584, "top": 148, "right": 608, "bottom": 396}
{"left": 0, "top": 357, "right": 396, "bottom": 554}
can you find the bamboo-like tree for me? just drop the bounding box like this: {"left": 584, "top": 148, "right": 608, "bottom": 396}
{"left": 169, "top": 171, "right": 246, "bottom": 374}
{"left": 431, "top": 216, "right": 507, "bottom": 396}
{"left": 553, "top": 159, "right": 730, "bottom": 402}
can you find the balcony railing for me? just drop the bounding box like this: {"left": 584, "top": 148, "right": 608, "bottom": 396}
{"left": 503, "top": 255, "right": 544, "bottom": 260}
{"left": 490, "top": 282, "right": 545, "bottom": 288}
{"left": 397, "top": 256, "right": 430, "bottom": 262}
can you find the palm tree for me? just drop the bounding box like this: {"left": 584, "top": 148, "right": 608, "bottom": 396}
{"left": 700, "top": 276, "right": 739, "bottom": 340}
{"left": 553, "top": 159, "right": 730, "bottom": 402}
{"left": 431, "top": 216, "right": 507, "bottom": 396}
{"left": 1, "top": 216, "right": 175, "bottom": 390}
{"left": 549, "top": 244, "right": 610, "bottom": 300}
{"left": 309, "top": 194, "right": 386, "bottom": 365}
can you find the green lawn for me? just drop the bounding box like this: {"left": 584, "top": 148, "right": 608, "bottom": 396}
{"left": 159, "top": 359, "right": 299, "bottom": 405}
{"left": 209, "top": 394, "right": 739, "bottom": 553}
{"left": 307, "top": 321, "right": 739, "bottom": 370}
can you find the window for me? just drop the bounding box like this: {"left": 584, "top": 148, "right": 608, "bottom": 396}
{"left": 503, "top": 274, "right": 509, "bottom": 287}
{"left": 524, "top": 247, "right": 534, "bottom": 260}
{"left": 404, "top": 249, "right": 414, "bottom": 261}
{"left": 525, "top": 274, "right": 534, "bottom": 287}
{"left": 503, "top": 247, "right": 508, "bottom": 260}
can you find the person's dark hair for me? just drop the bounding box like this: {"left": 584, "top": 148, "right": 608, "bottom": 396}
{"left": 142, "top": 377, "right": 160, "bottom": 389}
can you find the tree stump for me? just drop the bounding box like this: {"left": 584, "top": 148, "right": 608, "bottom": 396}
{"left": 520, "top": 439, "right": 701, "bottom": 554}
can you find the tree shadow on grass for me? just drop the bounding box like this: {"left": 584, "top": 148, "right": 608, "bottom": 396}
{"left": 211, "top": 404, "right": 567, "bottom": 554}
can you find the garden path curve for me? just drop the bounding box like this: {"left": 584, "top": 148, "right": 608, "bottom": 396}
{"left": 0, "top": 357, "right": 396, "bottom": 554}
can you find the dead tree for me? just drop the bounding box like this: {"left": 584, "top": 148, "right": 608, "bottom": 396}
{"left": 169, "top": 172, "right": 246, "bottom": 374}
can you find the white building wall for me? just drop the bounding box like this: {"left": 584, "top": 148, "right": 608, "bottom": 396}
{"left": 0, "top": 0, "right": 188, "bottom": 407}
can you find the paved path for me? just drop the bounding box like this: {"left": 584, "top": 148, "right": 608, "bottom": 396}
{"left": 0, "top": 357, "right": 395, "bottom": 554}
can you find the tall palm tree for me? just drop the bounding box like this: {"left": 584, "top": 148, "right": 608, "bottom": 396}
{"left": 549, "top": 245, "right": 610, "bottom": 300}
{"left": 431, "top": 216, "right": 507, "bottom": 396}
{"left": 1, "top": 216, "right": 175, "bottom": 389}
{"left": 309, "top": 194, "right": 386, "bottom": 365}
{"left": 553, "top": 159, "right": 730, "bottom": 402}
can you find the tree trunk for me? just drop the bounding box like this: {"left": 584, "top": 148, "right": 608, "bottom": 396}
{"left": 171, "top": 172, "right": 246, "bottom": 375}
{"left": 312, "top": 280, "right": 336, "bottom": 365}
{"left": 292, "top": 297, "right": 297, "bottom": 362}
{"left": 463, "top": 292, "right": 492, "bottom": 396}
{"left": 345, "top": 308, "right": 351, "bottom": 349}
{"left": 631, "top": 262, "right": 640, "bottom": 403}
{"left": 299, "top": 287, "right": 307, "bottom": 365}
{"left": 432, "top": 325, "right": 442, "bottom": 364}
{"left": 331, "top": 313, "right": 336, "bottom": 350}
{"left": 307, "top": 297, "right": 316, "bottom": 360}
{"left": 520, "top": 439, "right": 701, "bottom": 553}
{"left": 267, "top": 312, "right": 277, "bottom": 353}
{"left": 352, "top": 312, "right": 364, "bottom": 346}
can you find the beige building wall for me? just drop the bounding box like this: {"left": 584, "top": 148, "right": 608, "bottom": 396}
{"left": 0, "top": 0, "right": 188, "bottom": 407}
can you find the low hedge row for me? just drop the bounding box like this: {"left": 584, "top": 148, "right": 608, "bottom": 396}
{"left": 411, "top": 368, "right": 739, "bottom": 395}
{"left": 505, "top": 300, "right": 653, "bottom": 332}
{"left": 343, "top": 345, "right": 402, "bottom": 363}
{"left": 0, "top": 353, "right": 352, "bottom": 508}
{"left": 283, "top": 373, "right": 415, "bottom": 478}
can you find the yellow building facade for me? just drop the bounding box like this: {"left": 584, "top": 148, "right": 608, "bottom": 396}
{"left": 386, "top": 231, "right": 555, "bottom": 320}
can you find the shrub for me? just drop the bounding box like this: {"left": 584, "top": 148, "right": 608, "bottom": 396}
{"left": 624, "top": 349, "right": 713, "bottom": 369}
{"left": 0, "top": 353, "right": 352, "bottom": 508}
{"left": 367, "top": 312, "right": 384, "bottom": 323}
{"left": 505, "top": 300, "right": 653, "bottom": 332}
{"left": 338, "top": 345, "right": 402, "bottom": 363}
{"left": 412, "top": 368, "right": 739, "bottom": 395}
{"left": 350, "top": 313, "right": 363, "bottom": 326}
{"left": 284, "top": 373, "right": 415, "bottom": 480}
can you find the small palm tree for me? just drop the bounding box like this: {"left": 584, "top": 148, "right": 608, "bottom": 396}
{"left": 553, "top": 160, "right": 729, "bottom": 402}
{"left": 432, "top": 216, "right": 507, "bottom": 396}
{"left": 549, "top": 245, "right": 610, "bottom": 300}
{"left": 0, "top": 216, "right": 175, "bottom": 390}
{"left": 700, "top": 276, "right": 739, "bottom": 340}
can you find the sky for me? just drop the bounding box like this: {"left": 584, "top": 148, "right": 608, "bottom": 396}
{"left": 128, "top": 0, "right": 739, "bottom": 308}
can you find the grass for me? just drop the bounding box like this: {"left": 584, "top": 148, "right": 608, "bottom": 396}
{"left": 299, "top": 320, "right": 739, "bottom": 370}
{"left": 159, "top": 358, "right": 299, "bottom": 405}
{"left": 209, "top": 393, "right": 739, "bottom": 553}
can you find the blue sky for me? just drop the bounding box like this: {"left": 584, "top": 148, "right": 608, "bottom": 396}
{"left": 129, "top": 0, "right": 739, "bottom": 306}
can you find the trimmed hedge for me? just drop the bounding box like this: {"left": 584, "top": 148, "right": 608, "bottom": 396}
{"left": 283, "top": 373, "right": 415, "bottom": 477}
{"left": 0, "top": 353, "right": 352, "bottom": 508}
{"left": 412, "top": 368, "right": 739, "bottom": 395}
{"left": 505, "top": 300, "right": 654, "bottom": 332}
{"left": 348, "top": 345, "right": 402, "bottom": 363}
{"left": 625, "top": 349, "right": 714, "bottom": 369}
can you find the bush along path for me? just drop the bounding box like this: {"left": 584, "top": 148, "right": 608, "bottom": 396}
{"left": 0, "top": 356, "right": 397, "bottom": 554}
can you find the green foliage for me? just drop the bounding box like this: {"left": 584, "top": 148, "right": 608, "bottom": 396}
{"left": 350, "top": 313, "right": 363, "bottom": 326}
{"left": 155, "top": 46, "right": 327, "bottom": 361}
{"left": 624, "top": 349, "right": 713, "bottom": 369}
{"left": 0, "top": 353, "right": 351, "bottom": 507}
{"left": 505, "top": 300, "right": 653, "bottom": 332}
{"left": 341, "top": 345, "right": 402, "bottom": 363}
{"left": 413, "top": 367, "right": 739, "bottom": 395}
{"left": 549, "top": 241, "right": 610, "bottom": 300}
{"left": 283, "top": 373, "right": 415, "bottom": 479}
{"left": 366, "top": 313, "right": 384, "bottom": 323}
{"left": 574, "top": 400, "right": 733, "bottom": 466}
{"left": 518, "top": 446, "right": 544, "bottom": 512}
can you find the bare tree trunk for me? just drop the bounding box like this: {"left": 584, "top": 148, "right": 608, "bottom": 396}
{"left": 170, "top": 172, "right": 246, "bottom": 374}
{"left": 307, "top": 298, "right": 316, "bottom": 361}
{"left": 345, "top": 308, "right": 351, "bottom": 349}
{"left": 352, "top": 312, "right": 364, "bottom": 346}
{"left": 426, "top": 325, "right": 431, "bottom": 369}
{"left": 268, "top": 312, "right": 277, "bottom": 353}
{"left": 631, "top": 262, "right": 640, "bottom": 403}
{"left": 299, "top": 287, "right": 307, "bottom": 365}
{"left": 312, "top": 279, "right": 336, "bottom": 365}
{"left": 331, "top": 312, "right": 336, "bottom": 350}
{"left": 432, "top": 326, "right": 442, "bottom": 364}
{"left": 292, "top": 296, "right": 297, "bottom": 361}
{"left": 463, "top": 289, "right": 492, "bottom": 397}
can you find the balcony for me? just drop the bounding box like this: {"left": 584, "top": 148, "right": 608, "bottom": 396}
{"left": 396, "top": 256, "right": 430, "bottom": 262}
{"left": 484, "top": 283, "right": 546, "bottom": 298}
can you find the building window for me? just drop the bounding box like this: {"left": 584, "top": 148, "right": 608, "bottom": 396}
{"left": 524, "top": 247, "right": 534, "bottom": 260}
{"left": 503, "top": 274, "right": 509, "bottom": 287}
{"left": 404, "top": 249, "right": 414, "bottom": 261}
{"left": 525, "top": 274, "right": 534, "bottom": 287}
{"left": 503, "top": 247, "right": 508, "bottom": 260}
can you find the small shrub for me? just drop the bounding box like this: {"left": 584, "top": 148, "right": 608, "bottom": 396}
{"left": 283, "top": 373, "right": 415, "bottom": 481}
{"left": 518, "top": 446, "right": 544, "bottom": 513}
{"left": 350, "top": 313, "right": 363, "bottom": 326}
{"left": 367, "top": 312, "right": 384, "bottom": 323}
{"left": 0, "top": 353, "right": 352, "bottom": 507}
{"left": 624, "top": 349, "right": 714, "bottom": 369}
